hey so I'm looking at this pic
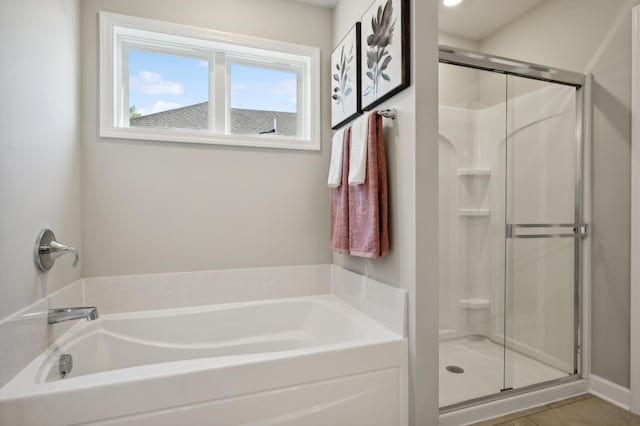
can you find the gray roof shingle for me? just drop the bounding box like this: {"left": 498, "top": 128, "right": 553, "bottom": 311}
{"left": 130, "top": 102, "right": 297, "bottom": 136}
{"left": 131, "top": 102, "right": 209, "bottom": 129}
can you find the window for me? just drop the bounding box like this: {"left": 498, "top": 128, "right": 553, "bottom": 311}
{"left": 99, "top": 12, "right": 320, "bottom": 150}
{"left": 229, "top": 63, "right": 299, "bottom": 137}
{"left": 128, "top": 50, "right": 209, "bottom": 130}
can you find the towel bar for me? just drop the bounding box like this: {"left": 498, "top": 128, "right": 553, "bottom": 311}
{"left": 377, "top": 109, "right": 397, "bottom": 119}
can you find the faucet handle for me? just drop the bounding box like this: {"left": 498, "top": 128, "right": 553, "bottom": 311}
{"left": 35, "top": 229, "right": 79, "bottom": 271}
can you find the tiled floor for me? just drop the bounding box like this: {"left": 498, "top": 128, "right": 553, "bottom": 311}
{"left": 440, "top": 336, "right": 570, "bottom": 407}
{"left": 471, "top": 394, "right": 640, "bottom": 425}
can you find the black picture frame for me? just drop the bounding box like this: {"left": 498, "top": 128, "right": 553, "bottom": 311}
{"left": 360, "top": 0, "right": 410, "bottom": 111}
{"left": 331, "top": 23, "right": 362, "bottom": 130}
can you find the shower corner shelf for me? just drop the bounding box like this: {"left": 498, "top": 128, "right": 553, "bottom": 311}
{"left": 458, "top": 208, "right": 491, "bottom": 217}
{"left": 457, "top": 168, "right": 491, "bottom": 177}
{"left": 458, "top": 298, "right": 491, "bottom": 310}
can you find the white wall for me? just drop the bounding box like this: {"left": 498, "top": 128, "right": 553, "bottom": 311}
{"left": 333, "top": 0, "right": 439, "bottom": 424}
{"left": 477, "top": 0, "right": 640, "bottom": 389}
{"left": 81, "top": 0, "right": 333, "bottom": 277}
{"left": 0, "top": 0, "right": 82, "bottom": 320}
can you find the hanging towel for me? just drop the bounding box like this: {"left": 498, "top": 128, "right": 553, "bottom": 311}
{"left": 348, "top": 114, "right": 369, "bottom": 185}
{"left": 330, "top": 127, "right": 351, "bottom": 254}
{"left": 348, "top": 112, "right": 389, "bottom": 258}
{"left": 327, "top": 127, "right": 346, "bottom": 188}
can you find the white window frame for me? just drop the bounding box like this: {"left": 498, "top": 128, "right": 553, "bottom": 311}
{"left": 99, "top": 12, "right": 321, "bottom": 151}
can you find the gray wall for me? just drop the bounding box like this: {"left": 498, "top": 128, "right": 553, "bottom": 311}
{"left": 0, "top": 0, "right": 82, "bottom": 320}
{"left": 332, "top": 0, "right": 418, "bottom": 294}
{"left": 81, "top": 0, "right": 334, "bottom": 277}
{"left": 333, "top": 1, "right": 440, "bottom": 424}
{"left": 478, "top": 0, "right": 639, "bottom": 388}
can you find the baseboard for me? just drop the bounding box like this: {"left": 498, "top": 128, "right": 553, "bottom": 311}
{"left": 588, "top": 375, "right": 630, "bottom": 410}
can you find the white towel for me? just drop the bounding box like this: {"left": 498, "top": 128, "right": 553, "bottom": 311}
{"left": 348, "top": 114, "right": 369, "bottom": 185}
{"left": 327, "top": 127, "right": 346, "bottom": 188}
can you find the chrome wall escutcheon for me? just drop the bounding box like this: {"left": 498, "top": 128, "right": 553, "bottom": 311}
{"left": 34, "top": 229, "right": 79, "bottom": 271}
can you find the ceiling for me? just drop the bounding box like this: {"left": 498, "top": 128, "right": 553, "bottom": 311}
{"left": 439, "top": 0, "right": 545, "bottom": 41}
{"left": 294, "top": 0, "right": 545, "bottom": 41}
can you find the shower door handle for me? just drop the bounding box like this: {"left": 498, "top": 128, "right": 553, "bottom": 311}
{"left": 506, "top": 224, "right": 589, "bottom": 239}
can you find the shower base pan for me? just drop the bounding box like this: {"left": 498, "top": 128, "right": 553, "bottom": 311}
{"left": 439, "top": 336, "right": 571, "bottom": 408}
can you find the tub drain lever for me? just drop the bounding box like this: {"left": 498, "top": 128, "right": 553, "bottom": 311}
{"left": 59, "top": 353, "right": 73, "bottom": 378}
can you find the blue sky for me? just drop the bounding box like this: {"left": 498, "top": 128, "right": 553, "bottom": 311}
{"left": 229, "top": 64, "right": 297, "bottom": 113}
{"left": 129, "top": 50, "right": 297, "bottom": 116}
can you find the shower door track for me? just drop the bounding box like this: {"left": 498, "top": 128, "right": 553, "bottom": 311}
{"left": 438, "top": 46, "right": 590, "bottom": 414}
{"left": 439, "top": 45, "right": 585, "bottom": 87}
{"left": 439, "top": 374, "right": 582, "bottom": 414}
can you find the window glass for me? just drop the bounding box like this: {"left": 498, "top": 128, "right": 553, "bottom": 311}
{"left": 128, "top": 50, "right": 209, "bottom": 130}
{"left": 229, "top": 63, "right": 298, "bottom": 137}
{"left": 100, "top": 12, "right": 320, "bottom": 149}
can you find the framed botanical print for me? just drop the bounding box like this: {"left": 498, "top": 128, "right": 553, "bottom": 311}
{"left": 360, "top": 0, "right": 410, "bottom": 110}
{"left": 331, "top": 23, "right": 361, "bottom": 130}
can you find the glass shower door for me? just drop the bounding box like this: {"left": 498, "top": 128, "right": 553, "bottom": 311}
{"left": 502, "top": 75, "right": 582, "bottom": 392}
{"left": 438, "top": 63, "right": 510, "bottom": 407}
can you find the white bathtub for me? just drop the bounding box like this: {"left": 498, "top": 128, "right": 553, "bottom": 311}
{"left": 0, "top": 293, "right": 407, "bottom": 426}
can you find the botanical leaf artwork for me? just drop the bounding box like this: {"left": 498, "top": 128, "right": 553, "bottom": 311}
{"left": 364, "top": 0, "right": 395, "bottom": 99}
{"left": 332, "top": 43, "right": 355, "bottom": 113}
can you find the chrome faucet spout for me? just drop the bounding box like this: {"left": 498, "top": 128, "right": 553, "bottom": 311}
{"left": 48, "top": 240, "right": 79, "bottom": 266}
{"left": 48, "top": 307, "right": 99, "bottom": 324}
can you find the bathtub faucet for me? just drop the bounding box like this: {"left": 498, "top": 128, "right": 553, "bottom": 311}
{"left": 34, "top": 229, "right": 79, "bottom": 272}
{"left": 48, "top": 307, "right": 99, "bottom": 324}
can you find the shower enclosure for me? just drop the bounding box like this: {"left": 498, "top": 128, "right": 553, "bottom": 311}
{"left": 438, "top": 46, "right": 588, "bottom": 410}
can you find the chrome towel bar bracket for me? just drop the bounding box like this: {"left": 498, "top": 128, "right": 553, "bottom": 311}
{"left": 377, "top": 108, "right": 397, "bottom": 119}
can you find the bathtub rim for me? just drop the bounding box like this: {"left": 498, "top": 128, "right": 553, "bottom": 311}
{"left": 0, "top": 294, "right": 403, "bottom": 399}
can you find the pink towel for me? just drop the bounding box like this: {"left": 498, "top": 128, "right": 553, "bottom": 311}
{"left": 348, "top": 112, "right": 389, "bottom": 258}
{"left": 330, "top": 127, "right": 351, "bottom": 253}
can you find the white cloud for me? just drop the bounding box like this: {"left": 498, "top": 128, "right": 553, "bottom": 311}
{"left": 137, "top": 101, "right": 183, "bottom": 116}
{"left": 271, "top": 78, "right": 298, "bottom": 106}
{"left": 130, "top": 71, "right": 184, "bottom": 96}
{"left": 229, "top": 78, "right": 297, "bottom": 112}
{"left": 231, "top": 82, "right": 248, "bottom": 95}
{"left": 198, "top": 60, "right": 209, "bottom": 68}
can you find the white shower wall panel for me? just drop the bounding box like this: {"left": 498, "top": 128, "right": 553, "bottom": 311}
{"left": 439, "top": 106, "right": 464, "bottom": 335}
{"left": 439, "top": 106, "right": 494, "bottom": 338}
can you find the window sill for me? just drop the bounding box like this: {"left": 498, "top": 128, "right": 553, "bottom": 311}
{"left": 99, "top": 126, "right": 320, "bottom": 151}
